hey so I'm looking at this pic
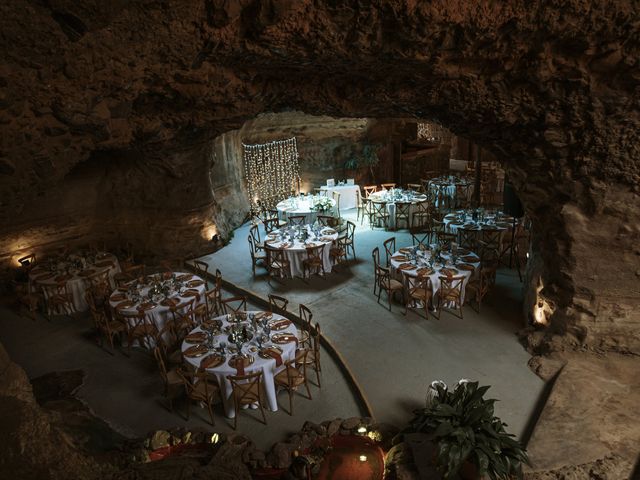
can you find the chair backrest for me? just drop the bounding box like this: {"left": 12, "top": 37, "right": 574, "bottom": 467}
{"left": 383, "top": 237, "right": 396, "bottom": 265}
{"left": 287, "top": 215, "right": 306, "bottom": 226}
{"left": 381, "top": 183, "right": 396, "bottom": 190}
{"left": 227, "top": 370, "right": 263, "bottom": 405}
{"left": 345, "top": 221, "right": 355, "bottom": 240}
{"left": 372, "top": 246, "right": 380, "bottom": 269}
{"left": 411, "top": 274, "right": 431, "bottom": 295}
{"left": 299, "top": 304, "right": 313, "bottom": 333}
{"left": 221, "top": 295, "right": 247, "bottom": 314}
{"left": 436, "top": 232, "right": 456, "bottom": 249}
{"left": 285, "top": 349, "right": 309, "bottom": 380}
{"left": 481, "top": 228, "right": 503, "bottom": 250}
{"left": 406, "top": 183, "right": 422, "bottom": 192}
{"left": 250, "top": 224, "right": 261, "bottom": 245}
{"left": 193, "top": 260, "right": 209, "bottom": 279}
{"left": 376, "top": 264, "right": 393, "bottom": 289}
{"left": 204, "top": 287, "right": 219, "bottom": 317}
{"left": 264, "top": 245, "right": 288, "bottom": 274}
{"left": 305, "top": 244, "right": 324, "bottom": 260}
{"left": 458, "top": 228, "right": 479, "bottom": 251}
{"left": 153, "top": 346, "right": 169, "bottom": 384}
{"left": 263, "top": 217, "right": 280, "bottom": 233}
{"left": 41, "top": 280, "right": 70, "bottom": 299}
{"left": 410, "top": 227, "right": 433, "bottom": 248}
{"left": 317, "top": 215, "right": 339, "bottom": 227}
{"left": 438, "top": 275, "right": 465, "bottom": 300}
{"left": 268, "top": 294, "right": 289, "bottom": 312}
{"left": 363, "top": 185, "right": 378, "bottom": 197}
{"left": 395, "top": 202, "right": 411, "bottom": 217}
{"left": 179, "top": 368, "right": 216, "bottom": 400}
{"left": 311, "top": 323, "right": 321, "bottom": 359}
{"left": 248, "top": 235, "right": 258, "bottom": 257}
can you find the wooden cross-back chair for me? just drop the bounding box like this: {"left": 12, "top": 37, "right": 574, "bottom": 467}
{"left": 371, "top": 247, "right": 381, "bottom": 296}
{"left": 298, "top": 303, "right": 313, "bottom": 348}
{"left": 227, "top": 371, "right": 267, "bottom": 429}
{"left": 458, "top": 228, "right": 479, "bottom": 252}
{"left": 153, "top": 346, "right": 183, "bottom": 412}
{"left": 302, "top": 244, "right": 325, "bottom": 278}
{"left": 264, "top": 245, "right": 291, "bottom": 280}
{"left": 376, "top": 264, "right": 404, "bottom": 311}
{"left": 382, "top": 237, "right": 396, "bottom": 266}
{"left": 221, "top": 295, "right": 247, "bottom": 315}
{"left": 435, "top": 275, "right": 465, "bottom": 319}
{"left": 465, "top": 262, "right": 498, "bottom": 313}
{"left": 404, "top": 273, "right": 433, "bottom": 319}
{"left": 85, "top": 290, "right": 125, "bottom": 354}
{"left": 118, "top": 308, "right": 159, "bottom": 355}
{"left": 394, "top": 201, "right": 412, "bottom": 230}
{"left": 274, "top": 349, "right": 312, "bottom": 415}
{"left": 370, "top": 200, "right": 389, "bottom": 229}
{"left": 287, "top": 215, "right": 306, "bottom": 227}
{"left": 268, "top": 294, "right": 289, "bottom": 312}
{"left": 178, "top": 368, "right": 220, "bottom": 426}
{"left": 248, "top": 235, "right": 266, "bottom": 276}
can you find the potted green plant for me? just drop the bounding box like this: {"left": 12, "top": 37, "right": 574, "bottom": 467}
{"left": 405, "top": 381, "right": 529, "bottom": 480}
{"left": 342, "top": 142, "right": 380, "bottom": 183}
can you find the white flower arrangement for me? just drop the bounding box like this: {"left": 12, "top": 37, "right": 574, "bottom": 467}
{"left": 311, "top": 196, "right": 333, "bottom": 212}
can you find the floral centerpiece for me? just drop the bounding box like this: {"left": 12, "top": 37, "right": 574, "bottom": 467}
{"left": 311, "top": 196, "right": 333, "bottom": 212}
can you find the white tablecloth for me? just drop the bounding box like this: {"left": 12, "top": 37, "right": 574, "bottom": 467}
{"left": 443, "top": 212, "right": 512, "bottom": 234}
{"left": 276, "top": 196, "right": 336, "bottom": 224}
{"left": 319, "top": 184, "right": 360, "bottom": 210}
{"left": 390, "top": 248, "right": 480, "bottom": 303}
{"left": 369, "top": 190, "right": 428, "bottom": 229}
{"left": 265, "top": 226, "right": 339, "bottom": 278}
{"left": 182, "top": 311, "right": 301, "bottom": 418}
{"left": 30, "top": 252, "right": 121, "bottom": 312}
{"left": 108, "top": 272, "right": 206, "bottom": 341}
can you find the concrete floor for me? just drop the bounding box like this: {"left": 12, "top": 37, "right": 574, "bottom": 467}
{"left": 196, "top": 209, "right": 544, "bottom": 440}
{"left": 0, "top": 293, "right": 361, "bottom": 451}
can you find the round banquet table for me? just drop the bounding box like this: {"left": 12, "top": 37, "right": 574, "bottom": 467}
{"left": 368, "top": 189, "right": 428, "bottom": 229}
{"left": 444, "top": 211, "right": 513, "bottom": 234}
{"left": 276, "top": 195, "right": 336, "bottom": 225}
{"left": 389, "top": 247, "right": 480, "bottom": 304}
{"left": 264, "top": 225, "right": 339, "bottom": 277}
{"left": 108, "top": 272, "right": 206, "bottom": 343}
{"left": 30, "top": 252, "right": 121, "bottom": 312}
{"left": 181, "top": 311, "right": 302, "bottom": 418}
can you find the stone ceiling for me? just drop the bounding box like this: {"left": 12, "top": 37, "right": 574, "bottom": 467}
{"left": 1, "top": 0, "right": 639, "bottom": 351}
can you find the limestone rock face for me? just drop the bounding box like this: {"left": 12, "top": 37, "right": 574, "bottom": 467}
{"left": 0, "top": 1, "right": 639, "bottom": 351}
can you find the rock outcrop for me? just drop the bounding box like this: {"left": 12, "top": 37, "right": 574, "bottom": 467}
{"left": 0, "top": 1, "right": 639, "bottom": 351}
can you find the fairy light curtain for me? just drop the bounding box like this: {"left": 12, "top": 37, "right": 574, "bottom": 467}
{"left": 243, "top": 137, "right": 301, "bottom": 214}
{"left": 417, "top": 122, "right": 451, "bottom": 144}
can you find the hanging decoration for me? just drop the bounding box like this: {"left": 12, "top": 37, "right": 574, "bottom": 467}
{"left": 243, "top": 137, "right": 301, "bottom": 214}
{"left": 417, "top": 122, "right": 450, "bottom": 144}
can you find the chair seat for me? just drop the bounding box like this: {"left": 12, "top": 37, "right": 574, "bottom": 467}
{"left": 384, "top": 279, "right": 404, "bottom": 291}
{"left": 299, "top": 330, "right": 310, "bottom": 344}
{"left": 254, "top": 252, "right": 267, "bottom": 260}
{"left": 274, "top": 367, "right": 305, "bottom": 387}
{"left": 131, "top": 324, "right": 157, "bottom": 337}
{"left": 106, "top": 320, "right": 127, "bottom": 332}
{"left": 303, "top": 258, "right": 322, "bottom": 267}
{"left": 166, "top": 368, "right": 183, "bottom": 387}
{"left": 409, "top": 288, "right": 431, "bottom": 299}
{"left": 296, "top": 349, "right": 317, "bottom": 364}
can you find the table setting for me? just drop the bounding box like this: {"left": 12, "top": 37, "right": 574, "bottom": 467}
{"left": 108, "top": 272, "right": 206, "bottom": 337}
{"left": 429, "top": 175, "right": 474, "bottom": 208}
{"left": 389, "top": 243, "right": 480, "bottom": 304}
{"left": 181, "top": 310, "right": 302, "bottom": 417}
{"left": 369, "top": 188, "right": 428, "bottom": 229}
{"left": 444, "top": 209, "right": 513, "bottom": 233}
{"left": 276, "top": 193, "right": 336, "bottom": 224}
{"left": 264, "top": 223, "right": 339, "bottom": 277}
{"left": 29, "top": 250, "right": 121, "bottom": 312}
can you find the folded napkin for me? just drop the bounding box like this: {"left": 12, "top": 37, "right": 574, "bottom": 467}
{"left": 399, "top": 248, "right": 413, "bottom": 254}
{"left": 254, "top": 311, "right": 272, "bottom": 321}
{"left": 116, "top": 300, "right": 135, "bottom": 309}
{"left": 398, "top": 263, "right": 417, "bottom": 271}
{"left": 185, "top": 332, "right": 207, "bottom": 343}
{"left": 271, "top": 333, "right": 298, "bottom": 345}
{"left": 268, "top": 318, "right": 291, "bottom": 331}
{"left": 324, "top": 229, "right": 337, "bottom": 234}
{"left": 200, "top": 354, "right": 224, "bottom": 369}
{"left": 137, "top": 302, "right": 156, "bottom": 311}
{"left": 181, "top": 289, "right": 200, "bottom": 299}
{"left": 456, "top": 263, "right": 476, "bottom": 271}
{"left": 183, "top": 344, "right": 208, "bottom": 358}
{"left": 391, "top": 255, "right": 408, "bottom": 262}
{"left": 261, "top": 348, "right": 283, "bottom": 366}
{"left": 110, "top": 293, "right": 126, "bottom": 302}
{"left": 417, "top": 267, "right": 434, "bottom": 276}
{"left": 460, "top": 255, "right": 479, "bottom": 262}
{"left": 440, "top": 268, "right": 457, "bottom": 277}
{"left": 176, "top": 274, "right": 193, "bottom": 281}
{"left": 187, "top": 280, "right": 204, "bottom": 287}
{"left": 229, "top": 356, "right": 252, "bottom": 376}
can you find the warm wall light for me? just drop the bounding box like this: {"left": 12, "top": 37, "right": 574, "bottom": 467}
{"left": 359, "top": 455, "right": 367, "bottom": 462}
{"left": 18, "top": 254, "right": 36, "bottom": 267}
{"left": 356, "top": 426, "right": 367, "bottom": 434}
{"left": 533, "top": 278, "right": 555, "bottom": 326}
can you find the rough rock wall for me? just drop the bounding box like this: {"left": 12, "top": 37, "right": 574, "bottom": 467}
{"left": 0, "top": 0, "right": 639, "bottom": 351}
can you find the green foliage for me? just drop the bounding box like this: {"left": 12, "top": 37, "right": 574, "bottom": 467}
{"left": 405, "top": 382, "right": 529, "bottom": 480}
{"left": 343, "top": 142, "right": 380, "bottom": 170}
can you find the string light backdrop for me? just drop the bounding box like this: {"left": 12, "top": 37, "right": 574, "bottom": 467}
{"left": 417, "top": 122, "right": 451, "bottom": 144}
{"left": 243, "top": 137, "right": 301, "bottom": 214}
